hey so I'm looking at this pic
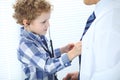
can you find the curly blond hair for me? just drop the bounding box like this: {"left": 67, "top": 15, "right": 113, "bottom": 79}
{"left": 13, "top": 0, "right": 52, "bottom": 25}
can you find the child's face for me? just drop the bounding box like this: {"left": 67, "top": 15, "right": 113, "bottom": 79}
{"left": 28, "top": 12, "right": 51, "bottom": 35}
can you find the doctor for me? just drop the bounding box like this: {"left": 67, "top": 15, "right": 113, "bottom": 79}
{"left": 63, "top": 0, "right": 120, "bottom": 80}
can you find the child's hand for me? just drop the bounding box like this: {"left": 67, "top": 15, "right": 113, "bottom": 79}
{"left": 60, "top": 43, "right": 74, "bottom": 53}
{"left": 67, "top": 41, "right": 82, "bottom": 61}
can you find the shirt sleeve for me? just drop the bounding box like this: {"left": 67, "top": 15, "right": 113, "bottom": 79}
{"left": 18, "top": 41, "right": 71, "bottom": 74}
{"left": 54, "top": 48, "right": 61, "bottom": 58}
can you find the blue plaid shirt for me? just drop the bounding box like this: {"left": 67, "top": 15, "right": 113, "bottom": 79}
{"left": 17, "top": 27, "right": 71, "bottom": 80}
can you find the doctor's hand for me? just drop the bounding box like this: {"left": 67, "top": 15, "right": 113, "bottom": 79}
{"left": 63, "top": 71, "right": 79, "bottom": 80}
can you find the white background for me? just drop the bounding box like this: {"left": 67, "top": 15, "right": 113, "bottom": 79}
{"left": 0, "top": 0, "right": 94, "bottom": 80}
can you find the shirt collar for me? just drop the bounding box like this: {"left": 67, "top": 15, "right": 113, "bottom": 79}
{"left": 94, "top": 0, "right": 113, "bottom": 18}
{"left": 20, "top": 27, "right": 42, "bottom": 42}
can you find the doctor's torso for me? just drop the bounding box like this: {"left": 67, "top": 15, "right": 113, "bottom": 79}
{"left": 80, "top": 0, "right": 120, "bottom": 80}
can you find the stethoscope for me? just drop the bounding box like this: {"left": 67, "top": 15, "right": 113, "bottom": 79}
{"left": 39, "top": 27, "right": 54, "bottom": 58}
{"left": 48, "top": 27, "right": 54, "bottom": 57}
{"left": 41, "top": 27, "right": 58, "bottom": 80}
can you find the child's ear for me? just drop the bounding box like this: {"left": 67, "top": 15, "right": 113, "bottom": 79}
{"left": 23, "top": 19, "right": 29, "bottom": 26}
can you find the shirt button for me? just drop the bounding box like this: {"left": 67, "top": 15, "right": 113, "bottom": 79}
{"left": 65, "top": 63, "right": 68, "bottom": 66}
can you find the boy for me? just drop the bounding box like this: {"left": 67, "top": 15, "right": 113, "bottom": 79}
{"left": 13, "top": 0, "right": 82, "bottom": 80}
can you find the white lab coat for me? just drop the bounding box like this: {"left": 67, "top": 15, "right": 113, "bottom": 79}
{"left": 80, "top": 0, "right": 120, "bottom": 80}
